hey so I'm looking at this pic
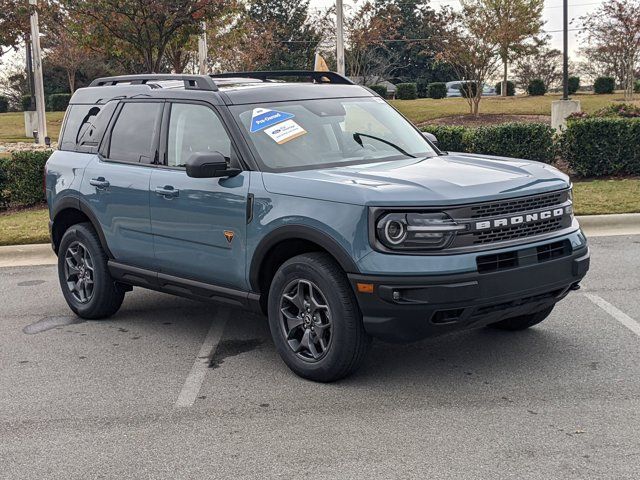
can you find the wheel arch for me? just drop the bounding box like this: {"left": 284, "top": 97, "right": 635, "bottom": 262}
{"left": 51, "top": 196, "right": 112, "bottom": 258}
{"left": 249, "top": 225, "right": 360, "bottom": 313}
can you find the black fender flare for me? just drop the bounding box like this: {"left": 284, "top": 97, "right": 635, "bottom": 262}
{"left": 51, "top": 195, "right": 113, "bottom": 258}
{"left": 249, "top": 224, "right": 360, "bottom": 292}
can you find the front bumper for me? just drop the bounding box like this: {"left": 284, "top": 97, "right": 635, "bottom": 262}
{"left": 349, "top": 243, "right": 590, "bottom": 343}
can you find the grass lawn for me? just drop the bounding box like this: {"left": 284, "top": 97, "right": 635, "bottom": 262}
{"left": 0, "top": 206, "right": 49, "bottom": 246}
{"left": 0, "top": 111, "right": 64, "bottom": 143}
{"left": 0, "top": 179, "right": 637, "bottom": 246}
{"left": 573, "top": 178, "right": 640, "bottom": 215}
{"left": 391, "top": 93, "right": 638, "bottom": 124}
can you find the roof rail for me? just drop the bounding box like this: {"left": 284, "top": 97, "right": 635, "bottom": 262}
{"left": 210, "top": 71, "right": 354, "bottom": 85}
{"left": 89, "top": 74, "right": 218, "bottom": 91}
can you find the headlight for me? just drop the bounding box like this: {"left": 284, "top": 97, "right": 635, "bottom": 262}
{"left": 375, "top": 211, "right": 466, "bottom": 251}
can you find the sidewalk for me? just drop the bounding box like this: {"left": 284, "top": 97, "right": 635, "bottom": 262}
{"left": 1, "top": 214, "right": 639, "bottom": 268}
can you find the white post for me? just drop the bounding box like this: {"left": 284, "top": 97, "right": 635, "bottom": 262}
{"left": 198, "top": 22, "right": 208, "bottom": 75}
{"left": 29, "top": 0, "right": 47, "bottom": 144}
{"left": 336, "top": 0, "right": 345, "bottom": 75}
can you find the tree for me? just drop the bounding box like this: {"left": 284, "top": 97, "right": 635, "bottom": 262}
{"left": 0, "top": 1, "right": 57, "bottom": 57}
{"left": 513, "top": 46, "right": 562, "bottom": 91}
{"left": 478, "top": 0, "right": 544, "bottom": 97}
{"left": 372, "top": 0, "right": 451, "bottom": 83}
{"left": 345, "top": 1, "right": 402, "bottom": 84}
{"left": 580, "top": 0, "right": 640, "bottom": 100}
{"left": 438, "top": 3, "right": 500, "bottom": 115}
{"left": 62, "top": 0, "right": 225, "bottom": 73}
{"left": 243, "top": 0, "right": 324, "bottom": 70}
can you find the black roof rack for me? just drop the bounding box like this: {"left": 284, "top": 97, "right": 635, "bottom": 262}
{"left": 210, "top": 71, "right": 354, "bottom": 85}
{"left": 89, "top": 74, "right": 218, "bottom": 91}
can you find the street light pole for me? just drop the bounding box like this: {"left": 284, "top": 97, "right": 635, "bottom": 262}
{"left": 28, "top": 0, "right": 47, "bottom": 144}
{"left": 562, "top": 0, "right": 569, "bottom": 100}
{"left": 198, "top": 22, "right": 207, "bottom": 75}
{"left": 336, "top": 0, "right": 345, "bottom": 76}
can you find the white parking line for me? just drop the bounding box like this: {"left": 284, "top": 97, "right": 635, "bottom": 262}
{"left": 174, "top": 308, "right": 229, "bottom": 408}
{"left": 585, "top": 293, "right": 640, "bottom": 338}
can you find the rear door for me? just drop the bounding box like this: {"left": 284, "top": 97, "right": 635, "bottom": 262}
{"left": 81, "top": 100, "right": 163, "bottom": 269}
{"left": 149, "top": 101, "right": 250, "bottom": 290}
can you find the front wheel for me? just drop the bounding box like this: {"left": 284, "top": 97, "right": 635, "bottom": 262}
{"left": 267, "top": 252, "right": 371, "bottom": 382}
{"left": 488, "top": 306, "right": 554, "bottom": 331}
{"left": 57, "top": 222, "right": 125, "bottom": 319}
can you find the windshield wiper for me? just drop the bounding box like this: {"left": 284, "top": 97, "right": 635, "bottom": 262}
{"left": 352, "top": 132, "right": 416, "bottom": 159}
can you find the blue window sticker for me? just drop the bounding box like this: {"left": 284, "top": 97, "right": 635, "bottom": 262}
{"left": 250, "top": 108, "right": 295, "bottom": 133}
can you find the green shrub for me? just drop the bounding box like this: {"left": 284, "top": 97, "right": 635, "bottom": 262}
{"left": 427, "top": 82, "right": 447, "bottom": 99}
{"left": 369, "top": 85, "right": 387, "bottom": 97}
{"left": 0, "top": 161, "right": 6, "bottom": 208}
{"left": 562, "top": 118, "right": 640, "bottom": 176}
{"left": 0, "top": 150, "right": 52, "bottom": 207}
{"left": 422, "top": 123, "right": 555, "bottom": 162}
{"left": 593, "top": 76, "right": 615, "bottom": 94}
{"left": 568, "top": 76, "right": 580, "bottom": 95}
{"left": 396, "top": 83, "right": 418, "bottom": 100}
{"left": 470, "top": 123, "right": 555, "bottom": 163}
{"left": 0, "top": 96, "right": 8, "bottom": 113}
{"left": 46, "top": 93, "right": 71, "bottom": 111}
{"left": 421, "top": 125, "right": 471, "bottom": 152}
{"left": 495, "top": 81, "right": 515, "bottom": 96}
{"left": 417, "top": 78, "right": 429, "bottom": 98}
{"left": 22, "top": 95, "right": 34, "bottom": 111}
{"left": 634, "top": 80, "right": 640, "bottom": 93}
{"left": 527, "top": 79, "right": 546, "bottom": 96}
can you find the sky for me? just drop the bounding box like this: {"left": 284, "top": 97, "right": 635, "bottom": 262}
{"left": 310, "top": 0, "right": 605, "bottom": 57}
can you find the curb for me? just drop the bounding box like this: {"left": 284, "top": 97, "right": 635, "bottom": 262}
{"left": 0, "top": 214, "right": 639, "bottom": 268}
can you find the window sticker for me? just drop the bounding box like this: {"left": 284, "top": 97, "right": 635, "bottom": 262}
{"left": 250, "top": 108, "right": 295, "bottom": 132}
{"left": 263, "top": 119, "right": 307, "bottom": 145}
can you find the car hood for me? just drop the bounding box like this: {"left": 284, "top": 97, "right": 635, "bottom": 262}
{"left": 261, "top": 153, "right": 571, "bottom": 206}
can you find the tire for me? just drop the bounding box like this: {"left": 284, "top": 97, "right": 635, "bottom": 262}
{"left": 57, "top": 222, "right": 125, "bottom": 320}
{"left": 488, "top": 306, "right": 554, "bottom": 331}
{"left": 267, "top": 252, "right": 371, "bottom": 382}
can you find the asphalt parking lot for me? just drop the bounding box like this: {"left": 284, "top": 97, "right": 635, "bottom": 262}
{"left": 1, "top": 234, "right": 639, "bottom": 479}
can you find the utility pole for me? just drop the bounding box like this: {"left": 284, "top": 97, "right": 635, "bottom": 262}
{"left": 198, "top": 22, "right": 208, "bottom": 75}
{"left": 28, "top": 0, "right": 47, "bottom": 144}
{"left": 551, "top": 0, "right": 580, "bottom": 131}
{"left": 562, "top": 0, "right": 569, "bottom": 100}
{"left": 336, "top": 0, "right": 345, "bottom": 76}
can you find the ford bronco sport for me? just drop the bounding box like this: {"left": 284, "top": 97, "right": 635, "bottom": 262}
{"left": 46, "top": 71, "right": 590, "bottom": 382}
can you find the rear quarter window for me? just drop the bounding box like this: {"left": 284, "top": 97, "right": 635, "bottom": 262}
{"left": 59, "top": 102, "right": 117, "bottom": 152}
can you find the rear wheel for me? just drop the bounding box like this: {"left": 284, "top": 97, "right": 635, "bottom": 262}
{"left": 488, "top": 306, "right": 554, "bottom": 331}
{"left": 57, "top": 222, "right": 125, "bottom": 319}
{"left": 267, "top": 252, "right": 371, "bottom": 382}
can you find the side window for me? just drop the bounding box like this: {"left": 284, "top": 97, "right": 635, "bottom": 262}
{"left": 109, "top": 102, "right": 162, "bottom": 164}
{"left": 60, "top": 105, "right": 99, "bottom": 151}
{"left": 167, "top": 103, "right": 231, "bottom": 167}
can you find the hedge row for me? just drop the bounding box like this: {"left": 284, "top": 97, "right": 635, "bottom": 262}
{"left": 0, "top": 96, "right": 8, "bottom": 113}
{"left": 396, "top": 83, "right": 418, "bottom": 100}
{"left": 424, "top": 123, "right": 556, "bottom": 163}
{"left": 423, "top": 118, "right": 640, "bottom": 176}
{"left": 0, "top": 151, "right": 51, "bottom": 208}
{"left": 21, "top": 93, "right": 72, "bottom": 112}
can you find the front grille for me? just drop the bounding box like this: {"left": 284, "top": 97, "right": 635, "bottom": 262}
{"left": 469, "top": 191, "right": 565, "bottom": 218}
{"left": 472, "top": 217, "right": 564, "bottom": 245}
{"left": 443, "top": 189, "right": 572, "bottom": 249}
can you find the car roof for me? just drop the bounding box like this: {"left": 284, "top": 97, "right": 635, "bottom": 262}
{"left": 70, "top": 72, "right": 375, "bottom": 106}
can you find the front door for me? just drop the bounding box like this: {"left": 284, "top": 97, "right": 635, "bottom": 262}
{"left": 149, "top": 102, "right": 250, "bottom": 290}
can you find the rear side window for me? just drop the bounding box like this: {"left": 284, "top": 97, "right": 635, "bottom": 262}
{"left": 59, "top": 102, "right": 117, "bottom": 152}
{"left": 108, "top": 102, "right": 163, "bottom": 164}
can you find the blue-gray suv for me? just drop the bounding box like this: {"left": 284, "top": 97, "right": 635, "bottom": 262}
{"left": 46, "top": 71, "right": 590, "bottom": 381}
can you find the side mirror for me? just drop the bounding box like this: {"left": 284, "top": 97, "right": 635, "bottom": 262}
{"left": 422, "top": 132, "right": 438, "bottom": 146}
{"left": 185, "top": 152, "right": 240, "bottom": 178}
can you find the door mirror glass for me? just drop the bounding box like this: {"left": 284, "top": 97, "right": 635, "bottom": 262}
{"left": 185, "top": 152, "right": 240, "bottom": 178}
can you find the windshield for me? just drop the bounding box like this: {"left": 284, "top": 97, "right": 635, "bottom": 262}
{"left": 230, "top": 97, "right": 436, "bottom": 171}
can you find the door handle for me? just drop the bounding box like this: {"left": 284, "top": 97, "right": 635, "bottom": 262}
{"left": 90, "top": 177, "right": 110, "bottom": 189}
{"left": 155, "top": 185, "right": 179, "bottom": 198}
